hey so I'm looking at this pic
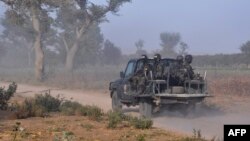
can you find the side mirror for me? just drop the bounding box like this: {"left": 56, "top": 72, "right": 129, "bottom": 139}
{"left": 120, "top": 71, "right": 125, "bottom": 78}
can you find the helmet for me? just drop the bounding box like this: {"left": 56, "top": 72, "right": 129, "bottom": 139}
{"left": 154, "top": 53, "right": 161, "bottom": 62}
{"left": 140, "top": 54, "right": 148, "bottom": 64}
{"left": 185, "top": 54, "right": 193, "bottom": 64}
{"left": 176, "top": 55, "right": 184, "bottom": 63}
{"left": 141, "top": 54, "right": 148, "bottom": 59}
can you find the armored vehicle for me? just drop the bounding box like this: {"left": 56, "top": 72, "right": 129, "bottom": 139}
{"left": 109, "top": 55, "right": 211, "bottom": 118}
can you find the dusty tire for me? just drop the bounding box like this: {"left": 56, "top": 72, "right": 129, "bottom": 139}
{"left": 112, "top": 91, "right": 122, "bottom": 112}
{"left": 139, "top": 99, "right": 152, "bottom": 118}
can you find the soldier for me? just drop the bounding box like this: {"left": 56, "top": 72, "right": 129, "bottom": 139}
{"left": 169, "top": 55, "right": 185, "bottom": 85}
{"left": 153, "top": 53, "right": 164, "bottom": 79}
{"left": 130, "top": 55, "right": 152, "bottom": 94}
{"left": 184, "top": 54, "right": 195, "bottom": 80}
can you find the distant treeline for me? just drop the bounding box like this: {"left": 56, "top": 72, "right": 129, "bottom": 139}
{"left": 193, "top": 53, "right": 250, "bottom": 68}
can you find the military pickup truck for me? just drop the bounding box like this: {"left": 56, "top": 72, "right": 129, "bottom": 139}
{"left": 109, "top": 56, "right": 211, "bottom": 118}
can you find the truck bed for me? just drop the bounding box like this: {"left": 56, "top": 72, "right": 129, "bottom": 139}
{"left": 137, "top": 93, "right": 212, "bottom": 98}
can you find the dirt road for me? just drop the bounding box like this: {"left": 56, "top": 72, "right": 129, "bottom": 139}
{"left": 2, "top": 82, "right": 250, "bottom": 139}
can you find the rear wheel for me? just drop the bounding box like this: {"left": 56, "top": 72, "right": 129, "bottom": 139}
{"left": 112, "top": 91, "right": 122, "bottom": 111}
{"left": 139, "top": 99, "right": 152, "bottom": 118}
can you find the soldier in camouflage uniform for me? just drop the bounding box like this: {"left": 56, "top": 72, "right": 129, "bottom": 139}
{"left": 153, "top": 53, "right": 164, "bottom": 80}
{"left": 170, "top": 55, "right": 185, "bottom": 86}
{"left": 130, "top": 55, "right": 152, "bottom": 94}
{"left": 184, "top": 54, "right": 195, "bottom": 80}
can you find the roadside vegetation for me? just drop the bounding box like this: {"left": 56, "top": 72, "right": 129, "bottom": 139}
{"left": 0, "top": 82, "right": 17, "bottom": 110}
{"left": 0, "top": 85, "right": 221, "bottom": 141}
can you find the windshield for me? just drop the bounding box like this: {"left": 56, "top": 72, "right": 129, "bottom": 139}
{"left": 124, "top": 61, "right": 135, "bottom": 77}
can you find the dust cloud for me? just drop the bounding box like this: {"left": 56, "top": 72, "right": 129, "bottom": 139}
{"left": 153, "top": 103, "right": 250, "bottom": 139}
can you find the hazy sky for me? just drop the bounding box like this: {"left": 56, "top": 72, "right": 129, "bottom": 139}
{"left": 0, "top": 0, "right": 249, "bottom": 55}
{"left": 100, "top": 0, "right": 250, "bottom": 55}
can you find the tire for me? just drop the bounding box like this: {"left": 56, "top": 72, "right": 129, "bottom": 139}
{"left": 112, "top": 91, "right": 122, "bottom": 112}
{"left": 139, "top": 99, "right": 152, "bottom": 118}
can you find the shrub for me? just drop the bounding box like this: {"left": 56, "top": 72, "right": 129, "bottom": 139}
{"left": 14, "top": 93, "right": 62, "bottom": 118}
{"left": 0, "top": 82, "right": 17, "bottom": 110}
{"left": 59, "top": 101, "right": 83, "bottom": 116}
{"left": 129, "top": 117, "right": 153, "bottom": 129}
{"left": 34, "top": 93, "right": 63, "bottom": 112}
{"left": 136, "top": 134, "right": 146, "bottom": 141}
{"left": 107, "top": 111, "right": 123, "bottom": 128}
{"left": 59, "top": 101, "right": 103, "bottom": 121}
{"left": 83, "top": 105, "right": 103, "bottom": 121}
{"left": 14, "top": 98, "right": 47, "bottom": 118}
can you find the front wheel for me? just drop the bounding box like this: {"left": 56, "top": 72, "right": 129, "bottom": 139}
{"left": 139, "top": 99, "right": 152, "bottom": 118}
{"left": 112, "top": 91, "right": 122, "bottom": 111}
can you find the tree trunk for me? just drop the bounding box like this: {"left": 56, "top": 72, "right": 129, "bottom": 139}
{"left": 64, "top": 22, "right": 91, "bottom": 72}
{"left": 32, "top": 6, "right": 44, "bottom": 81}
{"left": 65, "top": 42, "right": 79, "bottom": 72}
{"left": 27, "top": 43, "right": 33, "bottom": 67}
{"left": 34, "top": 34, "right": 44, "bottom": 81}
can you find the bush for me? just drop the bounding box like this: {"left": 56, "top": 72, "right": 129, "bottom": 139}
{"left": 106, "top": 112, "right": 153, "bottom": 129}
{"left": 107, "top": 111, "right": 123, "bottom": 128}
{"left": 60, "top": 101, "right": 83, "bottom": 116}
{"left": 34, "top": 93, "right": 62, "bottom": 112}
{"left": 129, "top": 117, "right": 153, "bottom": 129}
{"left": 136, "top": 134, "right": 146, "bottom": 141}
{"left": 59, "top": 101, "right": 103, "bottom": 121}
{"left": 14, "top": 99, "right": 47, "bottom": 118}
{"left": 83, "top": 105, "right": 103, "bottom": 121}
{"left": 14, "top": 93, "right": 62, "bottom": 119}
{"left": 0, "top": 82, "right": 17, "bottom": 110}
{"left": 13, "top": 93, "right": 103, "bottom": 120}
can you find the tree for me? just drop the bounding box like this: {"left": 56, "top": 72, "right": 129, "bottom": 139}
{"left": 178, "top": 42, "right": 189, "bottom": 56}
{"left": 135, "top": 39, "right": 147, "bottom": 56}
{"left": 102, "top": 40, "right": 122, "bottom": 65}
{"left": 57, "top": 0, "right": 131, "bottom": 72}
{"left": 240, "top": 41, "right": 250, "bottom": 54}
{"left": 0, "top": 82, "right": 17, "bottom": 110}
{"left": 0, "top": 43, "right": 6, "bottom": 62}
{"left": 74, "top": 24, "right": 104, "bottom": 67}
{"left": 240, "top": 40, "right": 250, "bottom": 66}
{"left": 0, "top": 9, "right": 35, "bottom": 67}
{"left": 0, "top": 0, "right": 62, "bottom": 81}
{"left": 160, "top": 32, "right": 181, "bottom": 57}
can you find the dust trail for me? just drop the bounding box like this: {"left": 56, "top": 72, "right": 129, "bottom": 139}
{"left": 153, "top": 104, "right": 250, "bottom": 139}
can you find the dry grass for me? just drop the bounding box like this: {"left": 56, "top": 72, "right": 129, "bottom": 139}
{"left": 0, "top": 115, "right": 207, "bottom": 141}
{"left": 0, "top": 65, "right": 124, "bottom": 90}
{"left": 208, "top": 75, "right": 250, "bottom": 96}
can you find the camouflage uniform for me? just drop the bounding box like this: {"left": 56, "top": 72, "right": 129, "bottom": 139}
{"left": 153, "top": 54, "right": 164, "bottom": 79}
{"left": 183, "top": 63, "right": 194, "bottom": 80}
{"left": 130, "top": 55, "right": 152, "bottom": 94}
{"left": 184, "top": 55, "right": 194, "bottom": 80}
{"left": 169, "top": 55, "right": 185, "bottom": 86}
